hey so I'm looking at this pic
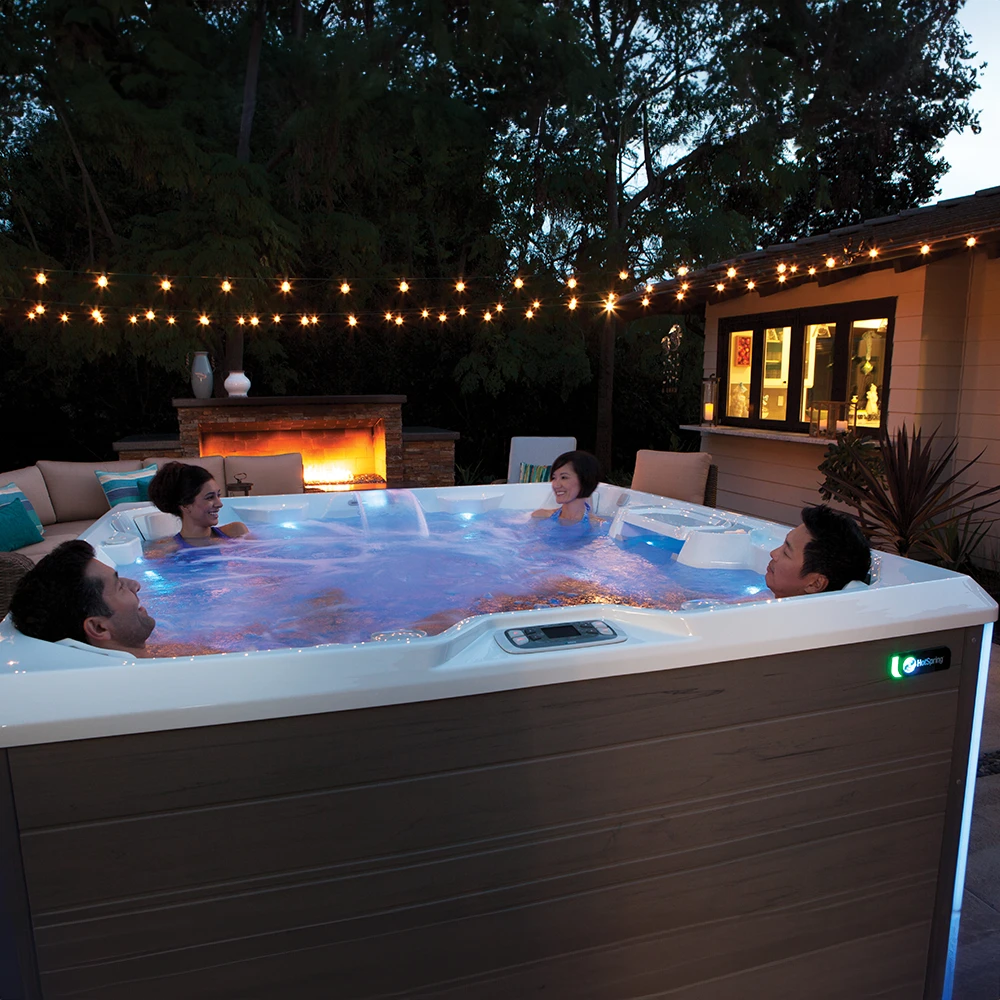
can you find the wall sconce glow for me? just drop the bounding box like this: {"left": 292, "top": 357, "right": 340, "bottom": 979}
{"left": 221, "top": 280, "right": 232, "bottom": 292}
{"left": 35, "top": 272, "right": 47, "bottom": 284}
{"left": 340, "top": 282, "right": 350, "bottom": 294}
{"left": 91, "top": 308, "right": 104, "bottom": 323}
{"left": 160, "top": 279, "right": 172, "bottom": 290}
{"left": 96, "top": 274, "right": 109, "bottom": 288}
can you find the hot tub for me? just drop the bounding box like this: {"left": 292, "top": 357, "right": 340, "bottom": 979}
{"left": 0, "top": 483, "right": 994, "bottom": 1000}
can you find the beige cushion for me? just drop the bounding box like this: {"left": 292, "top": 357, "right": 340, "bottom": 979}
{"left": 36, "top": 459, "right": 141, "bottom": 522}
{"left": 632, "top": 450, "right": 713, "bottom": 505}
{"left": 15, "top": 520, "right": 98, "bottom": 562}
{"left": 142, "top": 456, "right": 227, "bottom": 496}
{"left": 1, "top": 466, "right": 57, "bottom": 526}
{"left": 224, "top": 454, "right": 304, "bottom": 496}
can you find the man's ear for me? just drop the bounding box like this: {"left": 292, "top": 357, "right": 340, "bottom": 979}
{"left": 82, "top": 616, "right": 111, "bottom": 644}
{"left": 803, "top": 572, "right": 828, "bottom": 594}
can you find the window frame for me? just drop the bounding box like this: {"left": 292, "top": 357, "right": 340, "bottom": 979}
{"left": 716, "top": 297, "right": 897, "bottom": 433}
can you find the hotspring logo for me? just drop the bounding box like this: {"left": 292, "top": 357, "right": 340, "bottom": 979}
{"left": 889, "top": 647, "right": 951, "bottom": 679}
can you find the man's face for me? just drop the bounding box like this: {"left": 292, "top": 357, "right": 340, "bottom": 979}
{"left": 765, "top": 523, "right": 828, "bottom": 598}
{"left": 84, "top": 558, "right": 156, "bottom": 650}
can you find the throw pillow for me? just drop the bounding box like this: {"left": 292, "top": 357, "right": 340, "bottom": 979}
{"left": 0, "top": 482, "right": 44, "bottom": 533}
{"left": 95, "top": 464, "right": 158, "bottom": 508}
{"left": 0, "top": 499, "right": 44, "bottom": 552}
{"left": 518, "top": 462, "right": 552, "bottom": 483}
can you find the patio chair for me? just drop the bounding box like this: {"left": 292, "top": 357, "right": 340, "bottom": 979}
{"left": 631, "top": 449, "right": 717, "bottom": 507}
{"left": 503, "top": 436, "right": 577, "bottom": 484}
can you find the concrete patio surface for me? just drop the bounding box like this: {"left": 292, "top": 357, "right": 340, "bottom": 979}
{"left": 953, "top": 639, "right": 1000, "bottom": 999}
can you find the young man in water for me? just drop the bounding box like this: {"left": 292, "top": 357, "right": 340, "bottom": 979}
{"left": 11, "top": 540, "right": 156, "bottom": 657}
{"left": 765, "top": 504, "right": 871, "bottom": 599}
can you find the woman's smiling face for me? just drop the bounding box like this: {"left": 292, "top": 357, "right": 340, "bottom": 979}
{"left": 550, "top": 463, "right": 581, "bottom": 505}
{"left": 180, "top": 479, "right": 224, "bottom": 529}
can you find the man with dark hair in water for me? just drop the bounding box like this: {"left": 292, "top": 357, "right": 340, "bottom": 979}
{"left": 765, "top": 504, "right": 871, "bottom": 599}
{"left": 10, "top": 540, "right": 156, "bottom": 656}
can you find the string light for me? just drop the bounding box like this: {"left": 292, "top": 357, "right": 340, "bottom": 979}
{"left": 604, "top": 294, "right": 616, "bottom": 312}
{"left": 237, "top": 316, "right": 246, "bottom": 325}
{"left": 26, "top": 310, "right": 35, "bottom": 320}
{"left": 618, "top": 270, "right": 628, "bottom": 280}
{"left": 526, "top": 308, "right": 534, "bottom": 318}
{"left": 129, "top": 315, "right": 138, "bottom": 324}
{"left": 160, "top": 278, "right": 172, "bottom": 290}
{"left": 778, "top": 274, "right": 787, "bottom": 283}
{"left": 421, "top": 308, "right": 429, "bottom": 319}
{"left": 513, "top": 277, "right": 524, "bottom": 289}
{"left": 310, "top": 315, "right": 319, "bottom": 325}
{"left": 167, "top": 316, "right": 176, "bottom": 325}
{"left": 249, "top": 316, "right": 259, "bottom": 326}
{"left": 675, "top": 290, "right": 684, "bottom": 300}
{"left": 967, "top": 236, "right": 977, "bottom": 247}
{"left": 496, "top": 303, "right": 504, "bottom": 313}
{"left": 532, "top": 300, "right": 541, "bottom": 309}
{"left": 60, "top": 313, "right": 69, "bottom": 323}
{"left": 273, "top": 314, "right": 281, "bottom": 323}
{"left": 438, "top": 312, "right": 447, "bottom": 322}
{"left": 384, "top": 311, "right": 393, "bottom": 322}
{"left": 726, "top": 267, "right": 737, "bottom": 278}
{"left": 96, "top": 274, "right": 108, "bottom": 288}
{"left": 280, "top": 280, "right": 291, "bottom": 293}
{"left": 746, "top": 280, "right": 756, "bottom": 291}
{"left": 399, "top": 280, "right": 409, "bottom": 293}
{"left": 790, "top": 265, "right": 798, "bottom": 273}
{"left": 777, "top": 263, "right": 786, "bottom": 274}
{"left": 716, "top": 283, "right": 725, "bottom": 292}
{"left": 567, "top": 277, "right": 577, "bottom": 289}
{"left": 456, "top": 280, "right": 466, "bottom": 292}
{"left": 91, "top": 308, "right": 104, "bottom": 323}
{"left": 825, "top": 257, "right": 835, "bottom": 268}
{"left": 868, "top": 248, "right": 879, "bottom": 258}
{"left": 459, "top": 306, "right": 467, "bottom": 316}
{"left": 348, "top": 315, "right": 358, "bottom": 326}
{"left": 35, "top": 272, "right": 46, "bottom": 285}
{"left": 921, "top": 244, "right": 931, "bottom": 255}
{"left": 568, "top": 297, "right": 578, "bottom": 310}
{"left": 645, "top": 283, "right": 654, "bottom": 293}
{"left": 484, "top": 311, "right": 492, "bottom": 321}
{"left": 641, "top": 296, "right": 650, "bottom": 306}
{"left": 677, "top": 266, "right": 689, "bottom": 276}
{"left": 808, "top": 266, "right": 817, "bottom": 276}
{"left": 145, "top": 309, "right": 155, "bottom": 320}
{"left": 199, "top": 315, "right": 210, "bottom": 326}
{"left": 34, "top": 304, "right": 45, "bottom": 315}
{"left": 340, "top": 282, "right": 350, "bottom": 294}
{"left": 300, "top": 315, "right": 310, "bottom": 326}
{"left": 394, "top": 315, "right": 404, "bottom": 326}
{"left": 221, "top": 280, "right": 232, "bottom": 292}
{"left": 680, "top": 282, "right": 689, "bottom": 291}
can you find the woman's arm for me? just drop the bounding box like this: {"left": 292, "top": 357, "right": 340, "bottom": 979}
{"left": 219, "top": 521, "right": 250, "bottom": 537}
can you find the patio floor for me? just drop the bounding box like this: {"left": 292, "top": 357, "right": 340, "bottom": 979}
{"left": 953, "top": 639, "right": 1000, "bottom": 999}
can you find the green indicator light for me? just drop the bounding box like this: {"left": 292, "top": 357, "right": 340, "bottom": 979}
{"left": 890, "top": 655, "right": 902, "bottom": 679}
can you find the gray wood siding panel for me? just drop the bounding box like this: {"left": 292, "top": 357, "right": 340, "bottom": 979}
{"left": 7, "top": 627, "right": 978, "bottom": 999}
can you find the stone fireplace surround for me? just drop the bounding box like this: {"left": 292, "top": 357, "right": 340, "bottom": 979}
{"left": 114, "top": 396, "right": 458, "bottom": 489}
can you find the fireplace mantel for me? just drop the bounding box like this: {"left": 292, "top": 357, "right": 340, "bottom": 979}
{"left": 172, "top": 395, "right": 407, "bottom": 408}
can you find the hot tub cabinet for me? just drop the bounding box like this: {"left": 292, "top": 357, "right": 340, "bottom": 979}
{"left": 0, "top": 486, "right": 995, "bottom": 999}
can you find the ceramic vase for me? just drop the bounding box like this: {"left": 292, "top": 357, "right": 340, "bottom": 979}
{"left": 190, "top": 351, "right": 214, "bottom": 399}
{"left": 224, "top": 370, "right": 251, "bottom": 397}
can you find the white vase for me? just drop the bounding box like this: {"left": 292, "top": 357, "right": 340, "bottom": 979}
{"left": 224, "top": 370, "right": 251, "bottom": 397}
{"left": 190, "top": 351, "right": 213, "bottom": 399}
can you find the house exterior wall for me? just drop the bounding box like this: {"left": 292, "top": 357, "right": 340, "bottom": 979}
{"left": 699, "top": 255, "right": 992, "bottom": 530}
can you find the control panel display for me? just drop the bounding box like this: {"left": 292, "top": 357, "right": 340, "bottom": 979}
{"left": 494, "top": 620, "right": 627, "bottom": 654}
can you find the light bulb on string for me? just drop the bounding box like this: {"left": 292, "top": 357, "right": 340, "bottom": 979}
{"left": 716, "top": 283, "right": 725, "bottom": 292}
{"left": 438, "top": 312, "right": 447, "bottom": 322}
{"left": 237, "top": 316, "right": 246, "bottom": 325}
{"left": 384, "top": 311, "right": 393, "bottom": 322}
{"left": 300, "top": 316, "right": 310, "bottom": 326}
{"left": 421, "top": 308, "right": 429, "bottom": 319}
{"left": 532, "top": 300, "right": 541, "bottom": 309}
{"left": 26, "top": 311, "right": 36, "bottom": 320}
{"left": 868, "top": 248, "right": 878, "bottom": 258}
{"left": 96, "top": 274, "right": 108, "bottom": 288}
{"left": 459, "top": 306, "right": 467, "bottom": 316}
{"left": 778, "top": 274, "right": 787, "bottom": 283}
{"left": 790, "top": 265, "right": 798, "bottom": 273}
{"left": 566, "top": 277, "right": 577, "bottom": 289}
{"left": 825, "top": 257, "right": 835, "bottom": 268}
{"left": 675, "top": 291, "right": 684, "bottom": 300}
{"left": 746, "top": 280, "right": 756, "bottom": 291}
{"left": 808, "top": 266, "right": 817, "bottom": 276}
{"left": 677, "top": 266, "right": 689, "bottom": 276}
{"left": 967, "top": 236, "right": 977, "bottom": 247}
{"left": 273, "top": 314, "right": 281, "bottom": 324}
{"left": 395, "top": 315, "right": 404, "bottom": 326}
{"left": 568, "top": 297, "right": 578, "bottom": 310}
{"left": 398, "top": 280, "right": 409, "bottom": 293}
{"left": 221, "top": 280, "right": 232, "bottom": 293}
{"left": 310, "top": 315, "right": 319, "bottom": 325}
{"left": 641, "top": 296, "right": 650, "bottom": 306}
{"left": 921, "top": 244, "right": 931, "bottom": 255}
{"left": 526, "top": 308, "right": 534, "bottom": 318}
{"left": 249, "top": 316, "right": 260, "bottom": 327}
{"left": 160, "top": 278, "right": 172, "bottom": 291}
{"left": 726, "top": 267, "right": 737, "bottom": 278}
{"left": 60, "top": 313, "right": 69, "bottom": 323}
{"left": 680, "top": 282, "right": 689, "bottom": 291}
{"left": 496, "top": 303, "right": 504, "bottom": 313}
{"left": 199, "top": 315, "right": 210, "bottom": 326}
{"left": 777, "top": 263, "right": 786, "bottom": 274}
{"left": 129, "top": 315, "right": 138, "bottom": 324}
{"left": 645, "top": 282, "right": 654, "bottom": 293}
{"left": 35, "top": 272, "right": 47, "bottom": 285}
{"left": 340, "top": 282, "right": 350, "bottom": 294}
{"left": 91, "top": 308, "right": 104, "bottom": 323}
{"left": 167, "top": 316, "right": 176, "bottom": 325}
{"left": 348, "top": 315, "right": 358, "bottom": 327}
{"left": 280, "top": 280, "right": 291, "bottom": 293}
{"left": 455, "top": 280, "right": 466, "bottom": 292}
{"left": 483, "top": 311, "right": 492, "bottom": 322}
{"left": 618, "top": 270, "right": 628, "bottom": 280}
{"left": 34, "top": 304, "right": 45, "bottom": 315}
{"left": 513, "top": 277, "right": 524, "bottom": 289}
{"left": 145, "top": 309, "right": 155, "bottom": 320}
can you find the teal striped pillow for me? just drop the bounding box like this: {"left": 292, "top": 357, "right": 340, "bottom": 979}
{"left": 95, "top": 464, "right": 158, "bottom": 508}
{"left": 518, "top": 462, "right": 552, "bottom": 483}
{"left": 0, "top": 482, "right": 44, "bottom": 532}
{"left": 0, "top": 499, "right": 43, "bottom": 551}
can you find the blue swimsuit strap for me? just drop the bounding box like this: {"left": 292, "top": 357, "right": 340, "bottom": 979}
{"left": 549, "top": 501, "right": 590, "bottom": 522}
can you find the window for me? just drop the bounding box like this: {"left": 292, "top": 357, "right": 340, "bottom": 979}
{"left": 717, "top": 298, "right": 895, "bottom": 432}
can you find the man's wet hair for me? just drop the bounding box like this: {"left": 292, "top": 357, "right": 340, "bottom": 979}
{"left": 9, "top": 540, "right": 109, "bottom": 643}
{"left": 800, "top": 504, "right": 871, "bottom": 592}
{"left": 551, "top": 450, "right": 599, "bottom": 498}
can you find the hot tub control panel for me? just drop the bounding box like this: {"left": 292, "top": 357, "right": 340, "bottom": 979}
{"left": 494, "top": 620, "right": 627, "bottom": 654}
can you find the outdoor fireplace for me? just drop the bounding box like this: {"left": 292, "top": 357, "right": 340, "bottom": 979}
{"left": 173, "top": 396, "right": 406, "bottom": 489}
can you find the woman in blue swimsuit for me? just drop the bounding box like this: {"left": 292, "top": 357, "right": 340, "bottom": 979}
{"left": 148, "top": 462, "right": 249, "bottom": 545}
{"left": 531, "top": 450, "right": 599, "bottom": 525}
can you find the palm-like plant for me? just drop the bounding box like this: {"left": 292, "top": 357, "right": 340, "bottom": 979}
{"left": 820, "top": 424, "right": 1000, "bottom": 557}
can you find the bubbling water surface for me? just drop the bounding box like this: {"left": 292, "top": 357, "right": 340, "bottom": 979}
{"left": 135, "top": 509, "right": 765, "bottom": 652}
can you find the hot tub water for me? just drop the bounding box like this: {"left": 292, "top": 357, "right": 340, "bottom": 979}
{"left": 134, "top": 507, "right": 765, "bottom": 652}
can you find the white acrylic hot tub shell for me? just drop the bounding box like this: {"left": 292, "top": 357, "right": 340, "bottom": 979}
{"left": 0, "top": 482, "right": 995, "bottom": 749}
